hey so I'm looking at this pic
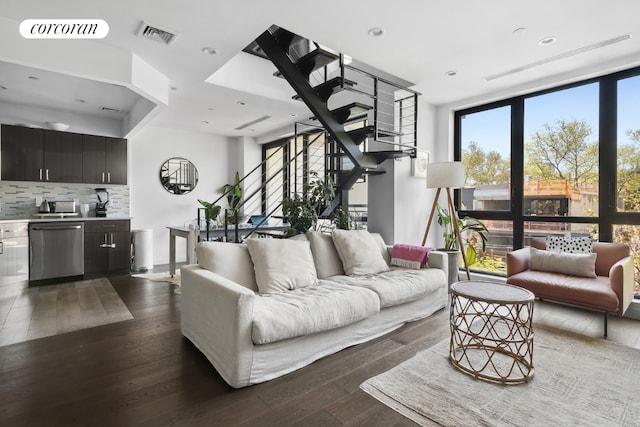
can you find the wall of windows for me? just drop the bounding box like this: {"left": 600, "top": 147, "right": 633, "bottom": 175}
{"left": 455, "top": 66, "right": 640, "bottom": 292}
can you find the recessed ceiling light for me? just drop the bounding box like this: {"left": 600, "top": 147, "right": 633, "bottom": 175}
{"left": 237, "top": 101, "right": 247, "bottom": 106}
{"left": 445, "top": 70, "right": 457, "bottom": 77}
{"left": 538, "top": 36, "right": 557, "bottom": 46}
{"left": 512, "top": 27, "right": 527, "bottom": 36}
{"left": 74, "top": 98, "right": 86, "bottom": 103}
{"left": 28, "top": 76, "right": 39, "bottom": 80}
{"left": 202, "top": 47, "right": 217, "bottom": 55}
{"left": 368, "top": 27, "right": 384, "bottom": 37}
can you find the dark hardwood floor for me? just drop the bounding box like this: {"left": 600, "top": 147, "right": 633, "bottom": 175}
{"left": 1, "top": 274, "right": 639, "bottom": 427}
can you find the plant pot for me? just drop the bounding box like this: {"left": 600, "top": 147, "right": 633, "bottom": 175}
{"left": 438, "top": 249, "right": 460, "bottom": 288}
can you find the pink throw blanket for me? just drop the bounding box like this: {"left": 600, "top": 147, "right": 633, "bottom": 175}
{"left": 391, "top": 244, "right": 433, "bottom": 269}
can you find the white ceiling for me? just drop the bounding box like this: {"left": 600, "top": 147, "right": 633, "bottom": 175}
{"left": 1, "top": 0, "right": 639, "bottom": 139}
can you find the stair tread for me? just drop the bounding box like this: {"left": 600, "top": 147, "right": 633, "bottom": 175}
{"left": 273, "top": 48, "right": 339, "bottom": 78}
{"left": 292, "top": 76, "right": 357, "bottom": 101}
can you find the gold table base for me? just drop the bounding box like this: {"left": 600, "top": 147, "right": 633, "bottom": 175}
{"left": 449, "top": 281, "right": 535, "bottom": 384}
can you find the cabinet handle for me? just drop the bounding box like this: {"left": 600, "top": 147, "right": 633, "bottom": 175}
{"left": 101, "top": 172, "right": 105, "bottom": 183}
{"left": 46, "top": 169, "right": 49, "bottom": 181}
{"left": 99, "top": 233, "right": 116, "bottom": 248}
{"left": 39, "top": 168, "right": 43, "bottom": 180}
{"left": 107, "top": 172, "right": 111, "bottom": 183}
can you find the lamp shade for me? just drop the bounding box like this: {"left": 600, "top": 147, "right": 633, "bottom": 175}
{"left": 426, "top": 161, "right": 465, "bottom": 189}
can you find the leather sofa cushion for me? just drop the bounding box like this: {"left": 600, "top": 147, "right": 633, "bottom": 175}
{"left": 330, "top": 267, "right": 447, "bottom": 308}
{"left": 507, "top": 270, "right": 619, "bottom": 312}
{"left": 251, "top": 281, "right": 380, "bottom": 344}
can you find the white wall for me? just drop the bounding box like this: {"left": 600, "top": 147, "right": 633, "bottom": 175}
{"left": 367, "top": 99, "right": 442, "bottom": 247}
{"left": 129, "top": 125, "right": 235, "bottom": 265}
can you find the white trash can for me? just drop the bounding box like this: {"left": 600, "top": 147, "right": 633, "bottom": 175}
{"left": 132, "top": 229, "right": 153, "bottom": 271}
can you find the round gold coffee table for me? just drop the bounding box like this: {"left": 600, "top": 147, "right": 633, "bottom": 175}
{"left": 449, "top": 281, "right": 535, "bottom": 384}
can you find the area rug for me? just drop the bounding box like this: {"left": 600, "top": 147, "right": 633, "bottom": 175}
{"left": 130, "top": 271, "right": 180, "bottom": 286}
{"left": 360, "top": 327, "right": 640, "bottom": 426}
{"left": 0, "top": 278, "right": 133, "bottom": 347}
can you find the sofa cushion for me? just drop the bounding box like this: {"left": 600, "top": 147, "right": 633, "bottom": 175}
{"left": 332, "top": 229, "right": 390, "bottom": 275}
{"left": 330, "top": 267, "right": 446, "bottom": 308}
{"left": 245, "top": 238, "right": 318, "bottom": 294}
{"left": 306, "top": 231, "right": 345, "bottom": 278}
{"left": 251, "top": 281, "right": 380, "bottom": 344}
{"left": 507, "top": 270, "right": 619, "bottom": 312}
{"left": 530, "top": 247, "right": 597, "bottom": 278}
{"left": 196, "top": 242, "right": 258, "bottom": 291}
{"left": 545, "top": 236, "right": 592, "bottom": 254}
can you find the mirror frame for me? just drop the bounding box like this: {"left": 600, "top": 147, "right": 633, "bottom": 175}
{"left": 160, "top": 157, "right": 199, "bottom": 195}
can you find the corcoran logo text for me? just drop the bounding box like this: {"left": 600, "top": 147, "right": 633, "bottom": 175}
{"left": 19, "top": 19, "right": 109, "bottom": 39}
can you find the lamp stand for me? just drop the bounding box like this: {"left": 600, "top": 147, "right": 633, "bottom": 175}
{"left": 421, "top": 187, "right": 471, "bottom": 281}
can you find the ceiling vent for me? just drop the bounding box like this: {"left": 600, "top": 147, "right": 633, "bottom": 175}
{"left": 137, "top": 21, "right": 179, "bottom": 45}
{"left": 235, "top": 115, "right": 271, "bottom": 130}
{"left": 100, "top": 106, "right": 122, "bottom": 114}
{"left": 484, "top": 34, "right": 631, "bottom": 81}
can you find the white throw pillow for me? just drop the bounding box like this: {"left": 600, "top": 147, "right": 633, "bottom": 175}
{"left": 245, "top": 238, "right": 318, "bottom": 294}
{"left": 545, "top": 236, "right": 592, "bottom": 254}
{"left": 331, "top": 229, "right": 390, "bottom": 275}
{"left": 196, "top": 242, "right": 258, "bottom": 291}
{"left": 530, "top": 247, "right": 597, "bottom": 278}
{"left": 306, "top": 231, "right": 345, "bottom": 278}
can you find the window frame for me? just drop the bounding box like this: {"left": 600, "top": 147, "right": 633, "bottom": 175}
{"left": 454, "top": 65, "right": 640, "bottom": 251}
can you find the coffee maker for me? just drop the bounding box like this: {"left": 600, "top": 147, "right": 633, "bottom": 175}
{"left": 95, "top": 188, "right": 109, "bottom": 217}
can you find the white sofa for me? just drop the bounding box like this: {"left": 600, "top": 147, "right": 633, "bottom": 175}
{"left": 180, "top": 230, "right": 448, "bottom": 388}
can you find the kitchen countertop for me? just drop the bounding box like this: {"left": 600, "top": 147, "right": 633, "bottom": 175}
{"left": 0, "top": 216, "right": 131, "bottom": 224}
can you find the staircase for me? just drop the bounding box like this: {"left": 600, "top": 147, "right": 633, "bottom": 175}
{"left": 197, "top": 25, "right": 419, "bottom": 241}
{"left": 256, "top": 26, "right": 419, "bottom": 211}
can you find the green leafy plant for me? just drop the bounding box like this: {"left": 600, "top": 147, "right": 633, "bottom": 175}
{"left": 331, "top": 204, "right": 354, "bottom": 230}
{"left": 221, "top": 171, "right": 242, "bottom": 223}
{"left": 282, "top": 172, "right": 335, "bottom": 236}
{"left": 436, "top": 203, "right": 488, "bottom": 265}
{"left": 197, "top": 199, "right": 221, "bottom": 240}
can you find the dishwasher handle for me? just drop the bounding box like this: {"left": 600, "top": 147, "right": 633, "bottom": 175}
{"left": 31, "top": 224, "right": 83, "bottom": 231}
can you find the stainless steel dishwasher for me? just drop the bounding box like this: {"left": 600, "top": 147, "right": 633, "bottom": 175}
{"left": 29, "top": 222, "right": 84, "bottom": 282}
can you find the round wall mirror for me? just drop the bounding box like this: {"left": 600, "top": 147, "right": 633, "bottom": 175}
{"left": 160, "top": 157, "right": 199, "bottom": 194}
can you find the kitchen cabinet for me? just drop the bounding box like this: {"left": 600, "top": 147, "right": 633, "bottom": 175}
{"left": 43, "top": 130, "right": 83, "bottom": 182}
{"left": 1, "top": 125, "right": 44, "bottom": 181}
{"left": 1, "top": 124, "right": 126, "bottom": 184}
{"left": 0, "top": 125, "right": 83, "bottom": 182}
{"left": 84, "top": 219, "right": 131, "bottom": 277}
{"left": 82, "top": 135, "right": 127, "bottom": 185}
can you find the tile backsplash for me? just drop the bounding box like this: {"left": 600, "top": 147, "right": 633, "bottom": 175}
{"left": 0, "top": 181, "right": 129, "bottom": 219}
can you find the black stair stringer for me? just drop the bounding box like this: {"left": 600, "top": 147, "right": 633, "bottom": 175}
{"left": 323, "top": 166, "right": 375, "bottom": 216}
{"left": 256, "top": 29, "right": 378, "bottom": 170}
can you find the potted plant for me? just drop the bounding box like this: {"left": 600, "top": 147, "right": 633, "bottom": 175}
{"left": 222, "top": 171, "right": 242, "bottom": 224}
{"left": 197, "top": 199, "right": 221, "bottom": 241}
{"left": 436, "top": 203, "right": 488, "bottom": 282}
{"left": 282, "top": 172, "right": 336, "bottom": 236}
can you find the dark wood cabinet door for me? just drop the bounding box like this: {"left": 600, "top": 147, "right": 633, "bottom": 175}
{"left": 105, "top": 138, "right": 127, "bottom": 184}
{"left": 82, "top": 134, "right": 106, "bottom": 184}
{"left": 84, "top": 232, "right": 109, "bottom": 274}
{"left": 1, "top": 124, "right": 44, "bottom": 181}
{"left": 44, "top": 130, "right": 83, "bottom": 182}
{"left": 108, "top": 231, "right": 131, "bottom": 271}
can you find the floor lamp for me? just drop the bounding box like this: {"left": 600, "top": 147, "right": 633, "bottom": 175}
{"left": 420, "top": 161, "right": 470, "bottom": 280}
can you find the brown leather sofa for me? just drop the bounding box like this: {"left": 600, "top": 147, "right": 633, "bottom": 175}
{"left": 507, "top": 239, "right": 635, "bottom": 337}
